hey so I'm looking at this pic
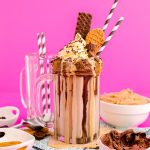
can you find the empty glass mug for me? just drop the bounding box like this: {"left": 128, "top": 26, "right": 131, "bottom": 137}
{"left": 20, "top": 53, "right": 53, "bottom": 126}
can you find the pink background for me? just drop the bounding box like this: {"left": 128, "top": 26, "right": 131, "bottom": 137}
{"left": 0, "top": 0, "right": 150, "bottom": 127}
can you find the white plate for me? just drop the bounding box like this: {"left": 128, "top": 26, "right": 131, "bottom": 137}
{"left": 0, "top": 128, "right": 35, "bottom": 150}
{"left": 0, "top": 106, "right": 20, "bottom": 127}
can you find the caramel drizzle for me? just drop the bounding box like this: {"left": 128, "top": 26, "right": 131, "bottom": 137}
{"left": 58, "top": 74, "right": 61, "bottom": 116}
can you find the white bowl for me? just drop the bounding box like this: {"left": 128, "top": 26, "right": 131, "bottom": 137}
{"left": 0, "top": 106, "right": 20, "bottom": 127}
{"left": 100, "top": 98, "right": 150, "bottom": 127}
{"left": 0, "top": 128, "right": 35, "bottom": 150}
{"left": 99, "top": 139, "right": 150, "bottom": 150}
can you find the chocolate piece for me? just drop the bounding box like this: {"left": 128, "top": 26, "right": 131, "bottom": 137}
{"left": 0, "top": 117, "right": 6, "bottom": 119}
{"left": 120, "top": 129, "right": 135, "bottom": 147}
{"left": 75, "top": 12, "right": 92, "bottom": 39}
{"left": 34, "top": 131, "right": 46, "bottom": 140}
{"left": 123, "top": 145, "right": 146, "bottom": 150}
{"left": 23, "top": 122, "right": 43, "bottom": 131}
{"left": 0, "top": 125, "right": 8, "bottom": 128}
{"left": 101, "top": 129, "right": 150, "bottom": 150}
{"left": 23, "top": 122, "right": 50, "bottom": 140}
{"left": 41, "top": 127, "right": 49, "bottom": 133}
{"left": 0, "top": 132, "right": 5, "bottom": 138}
{"left": 86, "top": 42, "right": 97, "bottom": 56}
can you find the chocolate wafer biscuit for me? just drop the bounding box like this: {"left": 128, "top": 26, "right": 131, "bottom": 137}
{"left": 86, "top": 28, "right": 104, "bottom": 55}
{"left": 75, "top": 12, "right": 92, "bottom": 39}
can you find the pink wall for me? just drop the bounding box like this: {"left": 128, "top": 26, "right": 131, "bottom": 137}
{"left": 0, "top": 0, "right": 150, "bottom": 96}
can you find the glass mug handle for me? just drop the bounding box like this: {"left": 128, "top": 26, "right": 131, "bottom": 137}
{"left": 20, "top": 67, "right": 27, "bottom": 108}
{"left": 35, "top": 73, "right": 54, "bottom": 123}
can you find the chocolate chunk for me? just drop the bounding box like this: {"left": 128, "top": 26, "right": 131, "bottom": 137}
{"left": 121, "top": 129, "right": 135, "bottom": 146}
{"left": 0, "top": 132, "right": 5, "bottom": 138}
{"left": 111, "top": 130, "right": 120, "bottom": 141}
{"left": 101, "top": 129, "right": 150, "bottom": 150}
{"left": 86, "top": 43, "right": 97, "bottom": 56}
{"left": 23, "top": 122, "right": 43, "bottom": 131}
{"left": 34, "top": 131, "right": 46, "bottom": 140}
{"left": 0, "top": 117, "right": 6, "bottom": 119}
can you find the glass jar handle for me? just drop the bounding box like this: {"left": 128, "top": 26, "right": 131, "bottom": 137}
{"left": 20, "top": 67, "right": 27, "bottom": 108}
{"left": 34, "top": 74, "right": 53, "bottom": 123}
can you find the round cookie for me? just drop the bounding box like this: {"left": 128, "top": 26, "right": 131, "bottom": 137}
{"left": 86, "top": 28, "right": 105, "bottom": 55}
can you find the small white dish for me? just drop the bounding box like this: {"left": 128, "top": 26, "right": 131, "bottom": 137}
{"left": 0, "top": 128, "right": 35, "bottom": 150}
{"left": 100, "top": 98, "right": 150, "bottom": 127}
{"left": 0, "top": 106, "right": 20, "bottom": 127}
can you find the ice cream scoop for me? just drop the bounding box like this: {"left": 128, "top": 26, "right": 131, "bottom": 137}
{"left": 52, "top": 33, "right": 102, "bottom": 75}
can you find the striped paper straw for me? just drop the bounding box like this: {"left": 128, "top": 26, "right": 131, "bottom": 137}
{"left": 37, "top": 33, "right": 47, "bottom": 116}
{"left": 41, "top": 33, "right": 46, "bottom": 58}
{"left": 37, "top": 33, "right": 42, "bottom": 58}
{"left": 46, "top": 58, "right": 51, "bottom": 114}
{"left": 97, "top": 17, "right": 124, "bottom": 55}
{"left": 41, "top": 33, "right": 47, "bottom": 116}
{"left": 103, "top": 0, "right": 118, "bottom": 32}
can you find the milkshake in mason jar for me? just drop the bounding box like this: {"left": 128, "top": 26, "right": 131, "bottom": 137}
{"left": 51, "top": 33, "right": 103, "bottom": 144}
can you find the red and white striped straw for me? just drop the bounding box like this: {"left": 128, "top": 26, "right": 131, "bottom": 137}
{"left": 37, "top": 32, "right": 47, "bottom": 116}
{"left": 41, "top": 33, "right": 46, "bottom": 58}
{"left": 41, "top": 33, "right": 47, "bottom": 116}
{"left": 37, "top": 33, "right": 42, "bottom": 58}
{"left": 46, "top": 59, "right": 51, "bottom": 115}
{"left": 103, "top": 0, "right": 118, "bottom": 32}
{"left": 97, "top": 17, "right": 124, "bottom": 55}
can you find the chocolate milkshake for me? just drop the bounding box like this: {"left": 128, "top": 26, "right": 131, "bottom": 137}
{"left": 51, "top": 33, "right": 102, "bottom": 144}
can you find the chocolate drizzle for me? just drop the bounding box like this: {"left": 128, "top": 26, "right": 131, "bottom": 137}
{"left": 58, "top": 74, "right": 61, "bottom": 116}
{"left": 65, "top": 76, "right": 68, "bottom": 109}
{"left": 62, "top": 79, "right": 63, "bottom": 91}
{"left": 82, "top": 76, "right": 91, "bottom": 143}
{"left": 94, "top": 77, "right": 98, "bottom": 95}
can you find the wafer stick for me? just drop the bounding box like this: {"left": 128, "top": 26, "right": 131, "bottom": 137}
{"left": 103, "top": 0, "right": 119, "bottom": 32}
{"left": 97, "top": 17, "right": 124, "bottom": 55}
{"left": 75, "top": 12, "right": 92, "bottom": 39}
